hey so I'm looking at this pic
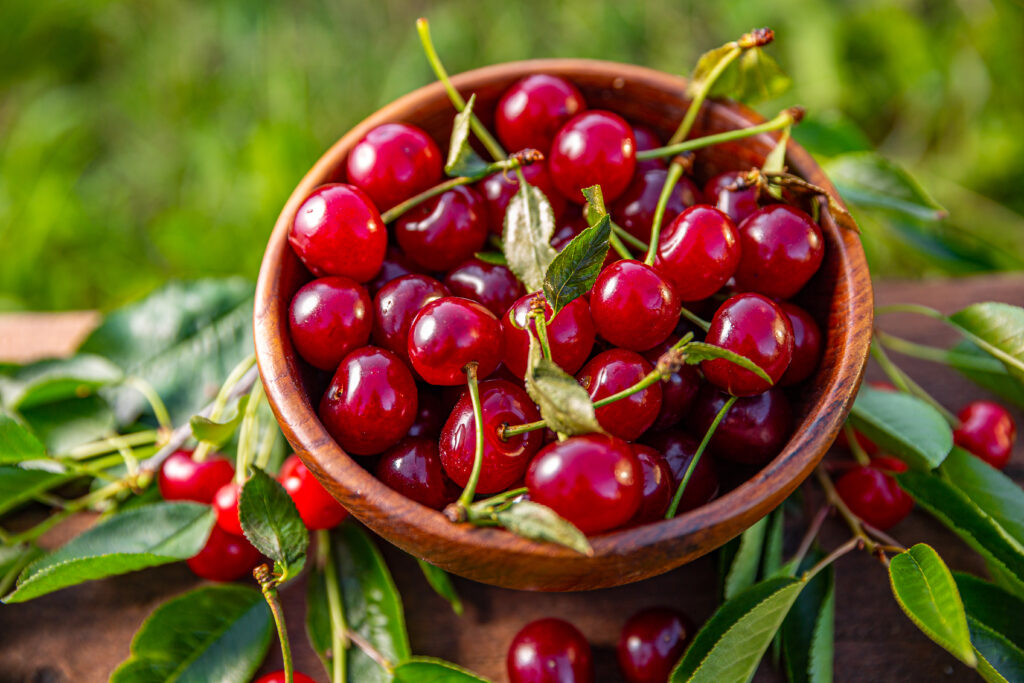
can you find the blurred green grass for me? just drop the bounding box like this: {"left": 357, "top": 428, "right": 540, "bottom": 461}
{"left": 2, "top": 0, "right": 1023, "bottom": 311}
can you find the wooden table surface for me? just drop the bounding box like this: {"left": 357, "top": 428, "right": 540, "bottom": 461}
{"left": 1, "top": 274, "right": 1022, "bottom": 683}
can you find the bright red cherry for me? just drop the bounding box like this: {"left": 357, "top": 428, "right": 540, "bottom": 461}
{"left": 407, "top": 386, "right": 446, "bottom": 439}
{"left": 346, "top": 122, "right": 442, "bottom": 211}
{"left": 641, "top": 430, "right": 719, "bottom": 512}
{"left": 279, "top": 454, "right": 349, "bottom": 530}
{"left": 611, "top": 168, "right": 699, "bottom": 243}
{"left": 507, "top": 617, "right": 595, "bottom": 683}
{"left": 954, "top": 400, "right": 1017, "bottom": 469}
{"left": 289, "top": 276, "right": 373, "bottom": 371}
{"left": 444, "top": 258, "right": 526, "bottom": 318}
{"left": 734, "top": 204, "right": 824, "bottom": 299}
{"left": 158, "top": 450, "right": 235, "bottom": 504}
{"left": 371, "top": 274, "right": 449, "bottom": 364}
{"left": 408, "top": 297, "right": 504, "bottom": 386}
{"left": 689, "top": 385, "right": 793, "bottom": 465}
{"left": 577, "top": 349, "right": 662, "bottom": 441}
{"left": 478, "top": 161, "right": 567, "bottom": 234}
{"left": 439, "top": 380, "right": 543, "bottom": 494}
{"left": 778, "top": 302, "right": 823, "bottom": 386}
{"left": 702, "top": 293, "right": 793, "bottom": 396}
{"left": 212, "top": 481, "right": 244, "bottom": 536}
{"left": 394, "top": 186, "right": 489, "bottom": 271}
{"left": 704, "top": 171, "right": 760, "bottom": 224}
{"left": 632, "top": 125, "right": 667, "bottom": 173}
{"left": 367, "top": 246, "right": 428, "bottom": 295}
{"left": 835, "top": 456, "right": 914, "bottom": 530}
{"left": 590, "top": 260, "right": 680, "bottom": 352}
{"left": 642, "top": 336, "right": 701, "bottom": 431}
{"left": 495, "top": 75, "right": 587, "bottom": 154}
{"left": 319, "top": 347, "right": 418, "bottom": 455}
{"left": 630, "top": 445, "right": 674, "bottom": 524}
{"left": 549, "top": 110, "right": 637, "bottom": 203}
{"left": 618, "top": 607, "right": 694, "bottom": 683}
{"left": 526, "top": 434, "right": 642, "bottom": 534}
{"left": 654, "top": 205, "right": 741, "bottom": 302}
{"left": 187, "top": 526, "right": 261, "bottom": 582}
{"left": 502, "top": 294, "right": 595, "bottom": 378}
{"left": 375, "top": 437, "right": 459, "bottom": 510}
{"left": 289, "top": 183, "right": 387, "bottom": 283}
{"left": 254, "top": 671, "right": 318, "bottom": 683}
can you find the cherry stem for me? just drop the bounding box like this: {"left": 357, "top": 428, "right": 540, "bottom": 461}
{"left": 679, "top": 306, "right": 711, "bottom": 332}
{"left": 669, "top": 44, "right": 741, "bottom": 145}
{"left": 6, "top": 477, "right": 131, "bottom": 546}
{"left": 64, "top": 430, "right": 159, "bottom": 460}
{"left": 789, "top": 505, "right": 831, "bottom": 571}
{"left": 637, "top": 108, "right": 803, "bottom": 161}
{"left": 874, "top": 330, "right": 998, "bottom": 372}
{"left": 842, "top": 421, "right": 872, "bottom": 466}
{"left": 814, "top": 466, "right": 907, "bottom": 559}
{"left": 122, "top": 377, "right": 173, "bottom": 433}
{"left": 802, "top": 536, "right": 862, "bottom": 581}
{"left": 254, "top": 422, "right": 279, "bottom": 470}
{"left": 644, "top": 159, "right": 685, "bottom": 265}
{"left": 317, "top": 529, "right": 349, "bottom": 683}
{"left": 608, "top": 230, "right": 634, "bottom": 260}
{"left": 234, "top": 380, "right": 265, "bottom": 485}
{"left": 611, "top": 223, "right": 649, "bottom": 252}
{"left": 194, "top": 354, "right": 257, "bottom": 463}
{"left": 456, "top": 363, "right": 484, "bottom": 510}
{"left": 255, "top": 564, "right": 294, "bottom": 683}
{"left": 530, "top": 310, "right": 554, "bottom": 361}
{"left": 666, "top": 395, "right": 737, "bottom": 518}
{"left": 870, "top": 339, "right": 959, "bottom": 426}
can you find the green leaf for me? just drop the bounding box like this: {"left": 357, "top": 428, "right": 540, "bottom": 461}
{"left": 4, "top": 502, "right": 215, "bottom": 603}
{"left": 238, "top": 466, "right": 308, "bottom": 580}
{"left": 709, "top": 47, "right": 791, "bottom": 104}
{"left": 523, "top": 336, "right": 604, "bottom": 437}
{"left": 0, "top": 544, "right": 42, "bottom": 597}
{"left": 0, "top": 408, "right": 45, "bottom": 463}
{"left": 954, "top": 573, "right": 1024, "bottom": 683}
{"left": 502, "top": 184, "right": 557, "bottom": 293}
{"left": 791, "top": 113, "right": 872, "bottom": 158}
{"left": 949, "top": 302, "right": 1024, "bottom": 382}
{"left": 685, "top": 43, "right": 740, "bottom": 99}
{"left": 393, "top": 657, "right": 492, "bottom": 682}
{"left": 0, "top": 465, "right": 76, "bottom": 516}
{"left": 581, "top": 184, "right": 608, "bottom": 219}
{"left": 723, "top": 515, "right": 768, "bottom": 600}
{"left": 445, "top": 94, "right": 488, "bottom": 178}
{"left": 683, "top": 341, "right": 773, "bottom": 385}
{"left": 417, "top": 558, "right": 463, "bottom": 615}
{"left": 762, "top": 126, "right": 790, "bottom": 176}
{"left": 947, "top": 341, "right": 1024, "bottom": 411}
{"left": 495, "top": 500, "right": 593, "bottom": 556}
{"left": 19, "top": 395, "right": 116, "bottom": 454}
{"left": 782, "top": 549, "right": 835, "bottom": 683}
{"left": 110, "top": 584, "right": 273, "bottom": 683}
{"left": 941, "top": 447, "right": 1024, "bottom": 546}
{"left": 191, "top": 395, "right": 249, "bottom": 448}
{"left": 473, "top": 251, "right": 507, "bottom": 266}
{"left": 848, "top": 385, "right": 953, "bottom": 470}
{"left": 543, "top": 214, "right": 610, "bottom": 315}
{"left": 826, "top": 152, "right": 947, "bottom": 221}
{"left": 1, "top": 354, "right": 123, "bottom": 410}
{"left": 763, "top": 507, "right": 785, "bottom": 579}
{"left": 888, "top": 544, "right": 976, "bottom": 667}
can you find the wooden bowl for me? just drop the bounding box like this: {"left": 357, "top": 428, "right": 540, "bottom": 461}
{"left": 254, "top": 59, "right": 873, "bottom": 591}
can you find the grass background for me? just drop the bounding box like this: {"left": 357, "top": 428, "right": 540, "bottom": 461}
{"left": 2, "top": 0, "right": 1023, "bottom": 311}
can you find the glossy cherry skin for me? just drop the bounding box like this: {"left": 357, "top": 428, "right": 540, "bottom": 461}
{"left": 654, "top": 205, "right": 741, "bottom": 302}
{"left": 954, "top": 400, "right": 1017, "bottom": 469}
{"left": 254, "top": 672, "right": 317, "bottom": 683}
{"left": 502, "top": 294, "right": 595, "bottom": 378}
{"left": 375, "top": 437, "right": 459, "bottom": 509}
{"left": 642, "top": 336, "right": 701, "bottom": 431}
{"left": 408, "top": 297, "right": 504, "bottom": 385}
{"left": 158, "top": 450, "right": 235, "bottom": 504}
{"left": 478, "top": 161, "right": 567, "bottom": 234}
{"left": 610, "top": 168, "right": 699, "bottom": 243}
{"left": 526, "top": 434, "right": 642, "bottom": 534}
{"left": 618, "top": 607, "right": 694, "bottom": 683}
{"left": 345, "top": 122, "right": 442, "bottom": 211}
{"left": 590, "top": 260, "right": 680, "bottom": 352}
{"left": 212, "top": 481, "right": 244, "bottom": 536}
{"left": 444, "top": 258, "right": 526, "bottom": 318}
{"left": 319, "top": 347, "right": 418, "bottom": 455}
{"left": 279, "top": 454, "right": 349, "bottom": 530}
{"left": 371, "top": 274, "right": 449, "bottom": 364}
{"left": 289, "top": 276, "right": 373, "bottom": 371}
{"left": 549, "top": 110, "right": 637, "bottom": 203}
{"left": 632, "top": 125, "right": 667, "bottom": 173}
{"left": 367, "top": 246, "right": 427, "bottom": 295}
{"left": 778, "top": 302, "right": 823, "bottom": 386}
{"left": 507, "top": 617, "right": 595, "bottom": 683}
{"left": 689, "top": 385, "right": 793, "bottom": 465}
{"left": 187, "top": 526, "right": 261, "bottom": 582}
{"left": 577, "top": 349, "right": 663, "bottom": 441}
{"left": 495, "top": 74, "right": 587, "bottom": 154}
{"left": 734, "top": 204, "right": 824, "bottom": 299}
{"left": 395, "top": 185, "right": 489, "bottom": 271}
{"left": 704, "top": 171, "right": 760, "bottom": 224}
{"left": 701, "top": 293, "right": 794, "bottom": 396}
{"left": 407, "top": 386, "right": 446, "bottom": 439}
{"left": 835, "top": 456, "right": 914, "bottom": 530}
{"left": 629, "top": 445, "right": 674, "bottom": 524}
{"left": 641, "top": 430, "right": 719, "bottom": 511}
{"left": 439, "top": 380, "right": 543, "bottom": 494}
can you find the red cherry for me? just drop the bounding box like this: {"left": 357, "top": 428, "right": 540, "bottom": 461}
{"left": 279, "top": 454, "right": 349, "bottom": 530}
{"left": 158, "top": 450, "right": 235, "bottom": 504}
{"left": 577, "top": 349, "right": 663, "bottom": 441}
{"left": 371, "top": 274, "right": 449, "bottom": 364}
{"left": 954, "top": 400, "right": 1017, "bottom": 469}
{"left": 702, "top": 293, "right": 793, "bottom": 396}
{"left": 289, "top": 183, "right": 387, "bottom": 282}
{"left": 444, "top": 258, "right": 526, "bottom": 318}
{"left": 734, "top": 205, "right": 825, "bottom": 299}
{"left": 408, "top": 297, "right": 504, "bottom": 386}
{"left": 642, "top": 336, "right": 701, "bottom": 431}
{"left": 610, "top": 168, "right": 699, "bottom": 243}
{"left": 632, "top": 125, "right": 667, "bottom": 173}
{"left": 590, "top": 260, "right": 680, "bottom": 352}
{"left": 212, "top": 481, "right": 244, "bottom": 536}
{"left": 618, "top": 607, "right": 694, "bottom": 683}
{"left": 478, "top": 161, "right": 567, "bottom": 234}
{"left": 375, "top": 437, "right": 459, "bottom": 510}
{"left": 507, "top": 617, "right": 595, "bottom": 683}
{"left": 187, "top": 526, "right": 261, "bottom": 582}
{"left": 346, "top": 122, "right": 442, "bottom": 211}
{"left": 835, "top": 456, "right": 913, "bottom": 530}
{"left": 641, "top": 430, "right": 719, "bottom": 511}
{"left": 526, "top": 434, "right": 642, "bottom": 534}
{"left": 394, "top": 186, "right": 489, "bottom": 271}
{"left": 367, "top": 246, "right": 428, "bottom": 295}
{"left": 629, "top": 445, "right": 674, "bottom": 524}
{"left": 289, "top": 276, "right": 373, "bottom": 371}
{"left": 495, "top": 75, "right": 587, "bottom": 154}
{"left": 654, "top": 205, "right": 741, "bottom": 302}
{"left": 407, "top": 386, "right": 446, "bottom": 439}
{"left": 501, "top": 294, "right": 595, "bottom": 378}
{"left": 254, "top": 671, "right": 318, "bottom": 683}
{"left": 689, "top": 385, "right": 793, "bottom": 465}
{"left": 439, "top": 379, "right": 543, "bottom": 494}
{"left": 319, "top": 347, "right": 418, "bottom": 455}
{"left": 778, "top": 302, "right": 823, "bottom": 386}
{"left": 704, "top": 171, "right": 760, "bottom": 224}
{"left": 549, "top": 110, "right": 637, "bottom": 203}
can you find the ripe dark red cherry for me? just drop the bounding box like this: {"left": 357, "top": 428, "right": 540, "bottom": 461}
{"left": 549, "top": 110, "right": 637, "bottom": 203}
{"left": 734, "top": 204, "right": 825, "bottom": 299}
{"left": 618, "top": 607, "right": 694, "bottom": 683}
{"left": 212, "top": 481, "right": 244, "bottom": 536}
{"left": 478, "top": 161, "right": 567, "bottom": 234}
{"left": 495, "top": 74, "right": 587, "bottom": 154}
{"left": 689, "top": 385, "right": 793, "bottom": 465}
{"left": 279, "top": 454, "right": 349, "bottom": 530}
{"left": 507, "top": 617, "right": 595, "bottom": 683}
{"left": 371, "top": 274, "right": 449, "bottom": 364}
{"left": 641, "top": 430, "right": 719, "bottom": 511}
{"left": 289, "top": 183, "right": 387, "bottom": 282}
{"left": 501, "top": 294, "right": 595, "bottom": 378}
{"left": 778, "top": 302, "right": 823, "bottom": 386}
{"left": 577, "top": 349, "right": 662, "bottom": 441}
{"left": 954, "top": 400, "right": 1017, "bottom": 470}
{"left": 367, "top": 246, "right": 427, "bottom": 295}
{"left": 408, "top": 297, "right": 504, "bottom": 386}
{"left": 375, "top": 437, "right": 459, "bottom": 510}
{"left": 346, "top": 122, "right": 442, "bottom": 211}
{"left": 187, "top": 526, "right": 261, "bottom": 582}
{"left": 444, "top": 258, "right": 526, "bottom": 318}
{"left": 704, "top": 171, "right": 760, "bottom": 224}
{"left": 835, "top": 456, "right": 914, "bottom": 530}
{"left": 702, "top": 293, "right": 794, "bottom": 396}
{"left": 643, "top": 336, "right": 701, "bottom": 431}
{"left": 439, "top": 380, "right": 543, "bottom": 494}
{"left": 254, "top": 672, "right": 318, "bottom": 683}
{"left": 632, "top": 125, "right": 667, "bottom": 173}
{"left": 289, "top": 276, "right": 373, "bottom": 371}
{"left": 158, "top": 450, "right": 235, "bottom": 504}
{"left": 590, "top": 260, "right": 680, "bottom": 352}
{"left": 319, "top": 347, "right": 418, "bottom": 455}
{"left": 407, "top": 386, "right": 446, "bottom": 439}
{"left": 394, "top": 185, "right": 489, "bottom": 271}
{"left": 610, "top": 168, "right": 699, "bottom": 243}
{"left": 630, "top": 445, "right": 674, "bottom": 524}
{"left": 654, "top": 205, "right": 741, "bottom": 302}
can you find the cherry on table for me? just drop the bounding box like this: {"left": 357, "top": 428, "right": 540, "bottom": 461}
{"left": 653, "top": 204, "right": 740, "bottom": 303}
{"left": 610, "top": 168, "right": 699, "bottom": 243}
{"left": 632, "top": 125, "right": 668, "bottom": 173}
{"left": 279, "top": 454, "right": 349, "bottom": 530}
{"left": 734, "top": 204, "right": 825, "bottom": 299}
{"left": 496, "top": 74, "right": 587, "bottom": 154}
{"left": 642, "top": 336, "right": 701, "bottom": 431}
{"left": 444, "top": 258, "right": 526, "bottom": 318}
{"left": 778, "top": 301, "right": 823, "bottom": 386}
{"left": 954, "top": 400, "right": 1017, "bottom": 470}
{"left": 477, "top": 160, "right": 567, "bottom": 234}
{"left": 501, "top": 293, "right": 595, "bottom": 378}
{"left": 618, "top": 607, "right": 695, "bottom": 683}
{"left": 629, "top": 445, "right": 674, "bottom": 524}
{"left": 346, "top": 122, "right": 442, "bottom": 211}
{"left": 590, "top": 260, "right": 680, "bottom": 352}
{"left": 507, "top": 617, "right": 595, "bottom": 683}
{"left": 158, "top": 450, "right": 235, "bottom": 504}
{"left": 577, "top": 349, "right": 663, "bottom": 442}
{"left": 408, "top": 297, "right": 504, "bottom": 386}
{"left": 549, "top": 110, "right": 637, "bottom": 203}
{"left": 376, "top": 437, "right": 459, "bottom": 510}
{"left": 371, "top": 274, "right": 449, "bottom": 364}
{"left": 688, "top": 385, "right": 793, "bottom": 465}
{"left": 253, "top": 672, "right": 318, "bottom": 683}
{"left": 289, "top": 276, "right": 373, "bottom": 371}
{"left": 212, "top": 481, "right": 244, "bottom": 536}
{"left": 835, "top": 456, "right": 914, "bottom": 530}
{"left": 641, "top": 430, "right": 719, "bottom": 512}
{"left": 704, "top": 170, "right": 760, "bottom": 224}
{"left": 187, "top": 525, "right": 261, "bottom": 582}
{"left": 395, "top": 185, "right": 489, "bottom": 271}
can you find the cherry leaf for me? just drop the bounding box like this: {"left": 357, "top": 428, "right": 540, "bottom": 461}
{"left": 393, "top": 657, "right": 492, "bottom": 682}
{"left": 543, "top": 214, "right": 610, "bottom": 315}
{"left": 949, "top": 302, "right": 1024, "bottom": 383}
{"left": 782, "top": 549, "right": 835, "bottom": 683}
{"left": 709, "top": 48, "right": 791, "bottom": 104}
{"left": 685, "top": 43, "right": 740, "bottom": 100}
{"left": 954, "top": 572, "right": 1024, "bottom": 683}
{"left": 848, "top": 384, "right": 953, "bottom": 470}
{"left": 190, "top": 395, "right": 249, "bottom": 447}
{"left": 417, "top": 559, "right": 463, "bottom": 615}
{"left": 494, "top": 501, "right": 593, "bottom": 556}
{"left": 445, "top": 94, "right": 489, "bottom": 178}
{"left": 722, "top": 515, "right": 768, "bottom": 600}
{"left": 523, "top": 335, "right": 604, "bottom": 437}
{"left": 941, "top": 447, "right": 1024, "bottom": 547}
{"left": 683, "top": 341, "right": 773, "bottom": 385}
{"left": 238, "top": 466, "right": 307, "bottom": 580}
{"left": 825, "top": 152, "right": 947, "bottom": 222}
{"left": 473, "top": 251, "right": 507, "bottom": 265}
{"left": 0, "top": 408, "right": 45, "bottom": 464}
{"left": 503, "top": 183, "right": 557, "bottom": 292}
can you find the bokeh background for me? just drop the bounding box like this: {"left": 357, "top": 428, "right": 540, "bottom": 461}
{"left": 3, "top": 0, "right": 1023, "bottom": 311}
